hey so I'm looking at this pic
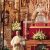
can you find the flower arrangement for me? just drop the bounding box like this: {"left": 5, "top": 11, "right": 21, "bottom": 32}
{"left": 12, "top": 21, "right": 21, "bottom": 31}
{"left": 33, "top": 30, "right": 46, "bottom": 40}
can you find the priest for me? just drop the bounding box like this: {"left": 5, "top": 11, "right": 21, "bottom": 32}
{"left": 11, "top": 31, "right": 25, "bottom": 50}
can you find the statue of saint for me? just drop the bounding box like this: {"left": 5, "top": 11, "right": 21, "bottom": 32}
{"left": 32, "top": 2, "right": 48, "bottom": 23}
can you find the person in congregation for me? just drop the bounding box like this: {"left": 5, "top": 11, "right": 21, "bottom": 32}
{"left": 11, "top": 31, "right": 25, "bottom": 50}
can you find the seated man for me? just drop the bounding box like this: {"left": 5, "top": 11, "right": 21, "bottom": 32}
{"left": 11, "top": 31, "right": 25, "bottom": 50}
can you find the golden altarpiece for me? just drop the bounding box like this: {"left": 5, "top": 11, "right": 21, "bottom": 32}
{"left": 9, "top": 0, "right": 50, "bottom": 50}
{"left": 0, "top": 0, "right": 50, "bottom": 50}
{"left": 19, "top": 0, "right": 50, "bottom": 50}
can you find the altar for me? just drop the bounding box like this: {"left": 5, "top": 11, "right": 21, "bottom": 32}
{"left": 25, "top": 25, "right": 50, "bottom": 50}
{"left": 29, "top": 26, "right": 50, "bottom": 39}
{"left": 26, "top": 40, "right": 50, "bottom": 50}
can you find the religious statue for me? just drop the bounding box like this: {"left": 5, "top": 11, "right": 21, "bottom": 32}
{"left": 32, "top": 2, "right": 48, "bottom": 23}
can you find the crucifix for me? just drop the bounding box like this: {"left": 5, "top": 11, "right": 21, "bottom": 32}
{"left": 23, "top": 16, "right": 32, "bottom": 39}
{"left": 23, "top": 15, "right": 27, "bottom": 39}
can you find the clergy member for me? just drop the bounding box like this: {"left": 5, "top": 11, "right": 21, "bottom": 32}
{"left": 11, "top": 31, "right": 25, "bottom": 50}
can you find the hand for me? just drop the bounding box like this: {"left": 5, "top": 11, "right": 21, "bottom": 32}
{"left": 14, "top": 44, "right": 17, "bottom": 47}
{"left": 14, "top": 43, "right": 20, "bottom": 47}
{"left": 17, "top": 43, "right": 20, "bottom": 46}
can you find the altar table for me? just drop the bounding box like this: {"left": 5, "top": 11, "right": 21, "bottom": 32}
{"left": 29, "top": 26, "right": 50, "bottom": 39}
{"left": 26, "top": 40, "right": 50, "bottom": 50}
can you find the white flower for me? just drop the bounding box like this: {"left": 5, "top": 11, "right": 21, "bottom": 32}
{"left": 33, "top": 30, "right": 46, "bottom": 40}
{"left": 12, "top": 21, "right": 21, "bottom": 31}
